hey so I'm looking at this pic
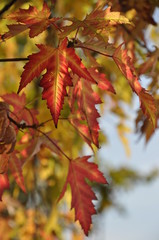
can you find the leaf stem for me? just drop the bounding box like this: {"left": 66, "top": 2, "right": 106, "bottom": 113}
{"left": 37, "top": 129, "right": 71, "bottom": 161}
{"left": 74, "top": 45, "right": 113, "bottom": 58}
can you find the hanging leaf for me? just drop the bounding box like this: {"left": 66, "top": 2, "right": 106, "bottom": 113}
{"left": 58, "top": 156, "right": 107, "bottom": 235}
{"left": 113, "top": 44, "right": 157, "bottom": 128}
{"left": 0, "top": 174, "right": 10, "bottom": 201}
{"left": 69, "top": 75, "right": 101, "bottom": 147}
{"left": 8, "top": 152, "right": 26, "bottom": 192}
{"left": 88, "top": 68, "right": 116, "bottom": 93}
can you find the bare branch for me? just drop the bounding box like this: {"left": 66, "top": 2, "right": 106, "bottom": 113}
{"left": 0, "top": 58, "right": 29, "bottom": 62}
{"left": 0, "top": 0, "right": 17, "bottom": 17}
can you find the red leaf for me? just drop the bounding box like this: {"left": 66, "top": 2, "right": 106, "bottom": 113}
{"left": 1, "top": 2, "right": 59, "bottom": 40}
{"left": 8, "top": 152, "right": 26, "bottom": 192}
{"left": 1, "top": 93, "right": 39, "bottom": 133}
{"left": 0, "top": 24, "right": 28, "bottom": 41}
{"left": 7, "top": 2, "right": 51, "bottom": 38}
{"left": 113, "top": 44, "right": 157, "bottom": 128}
{"left": 58, "top": 156, "right": 107, "bottom": 235}
{"left": 0, "top": 154, "right": 9, "bottom": 174}
{"left": 18, "top": 38, "right": 95, "bottom": 126}
{"left": 88, "top": 68, "right": 116, "bottom": 93}
{"left": 69, "top": 75, "right": 101, "bottom": 147}
{"left": 1, "top": 92, "right": 26, "bottom": 112}
{"left": 139, "top": 89, "right": 157, "bottom": 128}
{"left": 69, "top": 115, "right": 93, "bottom": 149}
{"left": 0, "top": 174, "right": 9, "bottom": 201}
{"left": 8, "top": 2, "right": 50, "bottom": 24}
{"left": 60, "top": 6, "right": 130, "bottom": 40}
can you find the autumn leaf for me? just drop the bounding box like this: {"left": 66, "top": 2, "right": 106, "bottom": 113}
{"left": 69, "top": 75, "right": 101, "bottom": 147}
{"left": 88, "top": 68, "right": 116, "bottom": 93}
{"left": 58, "top": 156, "right": 107, "bottom": 235}
{"left": 0, "top": 2, "right": 59, "bottom": 40}
{"left": 0, "top": 102, "right": 16, "bottom": 154}
{"left": 19, "top": 133, "right": 62, "bottom": 163}
{"left": 135, "top": 110, "right": 155, "bottom": 143}
{"left": 103, "top": 7, "right": 131, "bottom": 24}
{"left": 69, "top": 115, "right": 93, "bottom": 149}
{"left": 0, "top": 154, "right": 9, "bottom": 174}
{"left": 18, "top": 38, "right": 95, "bottom": 126}
{"left": 0, "top": 174, "right": 10, "bottom": 201}
{"left": 60, "top": 6, "right": 131, "bottom": 40}
{"left": 8, "top": 152, "right": 26, "bottom": 192}
{"left": 113, "top": 44, "right": 157, "bottom": 128}
{"left": 1, "top": 92, "right": 26, "bottom": 112}
{"left": 1, "top": 93, "right": 38, "bottom": 136}
{"left": 138, "top": 49, "right": 159, "bottom": 75}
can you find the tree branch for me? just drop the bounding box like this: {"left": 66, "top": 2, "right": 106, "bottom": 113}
{"left": 8, "top": 114, "right": 71, "bottom": 161}
{"left": 0, "top": 0, "right": 17, "bottom": 17}
{"left": 0, "top": 57, "right": 29, "bottom": 62}
{"left": 74, "top": 44, "right": 113, "bottom": 58}
{"left": 8, "top": 115, "right": 41, "bottom": 129}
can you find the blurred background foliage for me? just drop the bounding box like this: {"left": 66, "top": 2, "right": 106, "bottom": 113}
{"left": 0, "top": 0, "right": 159, "bottom": 239}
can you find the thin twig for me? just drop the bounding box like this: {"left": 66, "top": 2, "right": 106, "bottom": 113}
{"left": 37, "top": 129, "right": 71, "bottom": 161}
{"left": 8, "top": 114, "right": 71, "bottom": 161}
{"left": 74, "top": 44, "right": 113, "bottom": 58}
{"left": 0, "top": 57, "right": 29, "bottom": 62}
{"left": 8, "top": 115, "right": 40, "bottom": 129}
{"left": 0, "top": 0, "right": 17, "bottom": 17}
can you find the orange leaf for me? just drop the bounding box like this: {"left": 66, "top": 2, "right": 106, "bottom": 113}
{"left": 0, "top": 174, "right": 9, "bottom": 201}
{"left": 69, "top": 116, "right": 93, "bottom": 149}
{"left": 1, "top": 2, "right": 59, "bottom": 40}
{"left": 9, "top": 152, "right": 26, "bottom": 192}
{"left": 0, "top": 154, "right": 9, "bottom": 174}
{"left": 113, "top": 44, "right": 157, "bottom": 128}
{"left": 18, "top": 38, "right": 95, "bottom": 126}
{"left": 88, "top": 68, "right": 115, "bottom": 93}
{"left": 58, "top": 156, "right": 107, "bottom": 235}
{"left": 69, "top": 75, "right": 101, "bottom": 147}
{"left": 1, "top": 93, "right": 39, "bottom": 134}
{"left": 138, "top": 89, "right": 157, "bottom": 128}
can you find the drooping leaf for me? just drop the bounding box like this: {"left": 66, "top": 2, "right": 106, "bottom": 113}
{"left": 0, "top": 154, "right": 9, "bottom": 174}
{"left": 138, "top": 89, "right": 157, "bottom": 129}
{"left": 135, "top": 110, "right": 155, "bottom": 143}
{"left": 69, "top": 115, "right": 93, "bottom": 149}
{"left": 0, "top": 104, "right": 9, "bottom": 143}
{"left": 138, "top": 49, "right": 159, "bottom": 75}
{"left": 113, "top": 44, "right": 157, "bottom": 128}
{"left": 58, "top": 156, "right": 107, "bottom": 235}
{"left": 69, "top": 75, "right": 101, "bottom": 147}
{"left": 88, "top": 68, "right": 116, "bottom": 93}
{"left": 0, "top": 174, "right": 9, "bottom": 201}
{"left": 19, "top": 133, "right": 62, "bottom": 163}
{"left": 18, "top": 38, "right": 95, "bottom": 126}
{"left": 0, "top": 102, "right": 16, "bottom": 153}
{"left": 9, "top": 152, "right": 26, "bottom": 192}
{"left": 0, "top": 24, "right": 28, "bottom": 41}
